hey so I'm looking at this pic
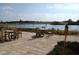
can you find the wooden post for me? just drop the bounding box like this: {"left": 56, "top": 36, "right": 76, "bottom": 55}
{"left": 62, "top": 24, "right": 69, "bottom": 54}
{"left": 64, "top": 24, "right": 68, "bottom": 42}
{"left": 1, "top": 31, "right": 3, "bottom": 41}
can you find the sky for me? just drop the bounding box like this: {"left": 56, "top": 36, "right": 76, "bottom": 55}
{"left": 0, "top": 3, "right": 79, "bottom": 21}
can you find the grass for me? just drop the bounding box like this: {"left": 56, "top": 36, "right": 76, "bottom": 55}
{"left": 17, "top": 28, "right": 36, "bottom": 32}
{"left": 17, "top": 28, "right": 79, "bottom": 35}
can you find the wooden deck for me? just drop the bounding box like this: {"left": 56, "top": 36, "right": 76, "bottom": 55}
{"left": 0, "top": 32, "right": 78, "bottom": 55}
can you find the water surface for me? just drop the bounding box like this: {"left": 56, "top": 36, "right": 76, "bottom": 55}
{"left": 10, "top": 24, "right": 79, "bottom": 31}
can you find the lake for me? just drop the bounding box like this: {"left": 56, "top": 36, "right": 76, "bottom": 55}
{"left": 10, "top": 24, "right": 79, "bottom": 31}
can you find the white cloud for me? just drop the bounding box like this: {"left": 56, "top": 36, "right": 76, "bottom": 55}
{"left": 46, "top": 5, "right": 53, "bottom": 9}
{"left": 1, "top": 6, "right": 14, "bottom": 15}
{"left": 53, "top": 4, "right": 79, "bottom": 11}
{"left": 0, "top": 6, "right": 15, "bottom": 21}
{"left": 2, "top": 6, "right": 13, "bottom": 10}
{"left": 1, "top": 4, "right": 79, "bottom": 21}
{"left": 19, "top": 13, "right": 79, "bottom": 21}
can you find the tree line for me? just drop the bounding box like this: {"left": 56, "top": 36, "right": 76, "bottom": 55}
{"left": 0, "top": 19, "right": 79, "bottom": 25}
{"left": 51, "top": 19, "right": 79, "bottom": 25}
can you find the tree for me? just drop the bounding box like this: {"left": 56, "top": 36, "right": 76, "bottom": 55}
{"left": 67, "top": 19, "right": 74, "bottom": 25}
{"left": 0, "top": 20, "right": 3, "bottom": 23}
{"left": 19, "top": 19, "right": 22, "bottom": 22}
{"left": 68, "top": 19, "right": 73, "bottom": 22}
{"left": 75, "top": 20, "right": 79, "bottom": 25}
{"left": 77, "top": 20, "right": 79, "bottom": 22}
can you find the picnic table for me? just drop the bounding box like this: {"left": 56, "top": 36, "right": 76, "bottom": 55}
{"left": 2, "top": 30, "right": 16, "bottom": 41}
{"left": 0, "top": 29, "right": 22, "bottom": 42}
{"left": 0, "top": 24, "right": 22, "bottom": 42}
{"left": 36, "top": 29, "right": 48, "bottom": 37}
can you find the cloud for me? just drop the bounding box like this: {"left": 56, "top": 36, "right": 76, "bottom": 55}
{"left": 2, "top": 6, "right": 13, "bottom": 10}
{"left": 47, "top": 4, "right": 79, "bottom": 14}
{"left": 1, "top": 6, "right": 14, "bottom": 15}
{"left": 46, "top": 5, "right": 53, "bottom": 9}
{"left": 0, "top": 6, "right": 15, "bottom": 21}
{"left": 0, "top": 4, "right": 79, "bottom": 21}
{"left": 19, "top": 12, "right": 79, "bottom": 21}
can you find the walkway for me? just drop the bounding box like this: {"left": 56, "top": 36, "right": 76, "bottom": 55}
{"left": 0, "top": 32, "right": 78, "bottom": 55}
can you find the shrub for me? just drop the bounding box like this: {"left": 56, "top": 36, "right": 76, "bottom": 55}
{"left": 47, "top": 41, "right": 79, "bottom": 55}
